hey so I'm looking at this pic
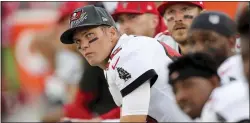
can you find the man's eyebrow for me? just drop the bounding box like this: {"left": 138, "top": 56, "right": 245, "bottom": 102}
{"left": 81, "top": 30, "right": 88, "bottom": 36}
{"left": 166, "top": 8, "right": 174, "bottom": 12}
{"left": 73, "top": 30, "right": 89, "bottom": 41}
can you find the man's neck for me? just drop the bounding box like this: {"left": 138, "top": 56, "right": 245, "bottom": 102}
{"left": 228, "top": 50, "right": 236, "bottom": 58}
{"left": 99, "top": 34, "right": 121, "bottom": 70}
{"left": 146, "top": 29, "right": 156, "bottom": 38}
{"left": 99, "top": 60, "right": 109, "bottom": 70}
{"left": 178, "top": 44, "right": 189, "bottom": 55}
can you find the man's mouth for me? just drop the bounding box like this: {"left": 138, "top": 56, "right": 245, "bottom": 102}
{"left": 84, "top": 52, "right": 93, "bottom": 57}
{"left": 175, "top": 27, "right": 186, "bottom": 30}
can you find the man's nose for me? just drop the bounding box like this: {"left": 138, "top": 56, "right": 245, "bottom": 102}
{"left": 174, "top": 11, "right": 184, "bottom": 22}
{"left": 80, "top": 40, "right": 90, "bottom": 50}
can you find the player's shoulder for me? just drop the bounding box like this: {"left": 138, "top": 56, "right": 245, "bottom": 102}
{"left": 119, "top": 34, "right": 161, "bottom": 53}
{"left": 128, "top": 35, "right": 159, "bottom": 46}
{"left": 201, "top": 82, "right": 249, "bottom": 121}
{"left": 208, "top": 82, "right": 249, "bottom": 122}
{"left": 209, "top": 81, "right": 248, "bottom": 110}
{"left": 155, "top": 30, "right": 171, "bottom": 38}
{"left": 218, "top": 54, "right": 242, "bottom": 72}
{"left": 155, "top": 30, "right": 173, "bottom": 41}
{"left": 109, "top": 34, "right": 167, "bottom": 65}
{"left": 218, "top": 54, "right": 246, "bottom": 84}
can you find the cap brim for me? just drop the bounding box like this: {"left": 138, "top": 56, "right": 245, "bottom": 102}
{"left": 60, "top": 24, "right": 102, "bottom": 44}
{"left": 158, "top": 2, "right": 178, "bottom": 16}
{"left": 112, "top": 10, "right": 143, "bottom": 21}
{"left": 158, "top": 2, "right": 199, "bottom": 16}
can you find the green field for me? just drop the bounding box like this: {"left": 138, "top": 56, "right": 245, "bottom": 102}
{"left": 2, "top": 47, "right": 20, "bottom": 91}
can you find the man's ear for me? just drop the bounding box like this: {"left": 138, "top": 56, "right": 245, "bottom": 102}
{"left": 228, "top": 36, "right": 237, "bottom": 49}
{"left": 146, "top": 14, "right": 159, "bottom": 29}
{"left": 209, "top": 75, "right": 220, "bottom": 88}
{"left": 152, "top": 14, "right": 159, "bottom": 29}
{"left": 110, "top": 26, "right": 117, "bottom": 42}
{"left": 200, "top": 9, "right": 206, "bottom": 13}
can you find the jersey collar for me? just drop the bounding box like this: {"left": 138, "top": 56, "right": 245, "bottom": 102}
{"left": 109, "top": 34, "right": 128, "bottom": 59}
{"left": 105, "top": 34, "right": 128, "bottom": 69}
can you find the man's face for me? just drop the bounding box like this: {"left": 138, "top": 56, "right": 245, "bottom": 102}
{"left": 117, "top": 13, "right": 156, "bottom": 37}
{"left": 164, "top": 4, "right": 201, "bottom": 44}
{"left": 73, "top": 26, "right": 113, "bottom": 66}
{"left": 241, "top": 37, "right": 250, "bottom": 83}
{"left": 173, "top": 76, "right": 217, "bottom": 119}
{"left": 188, "top": 30, "right": 232, "bottom": 65}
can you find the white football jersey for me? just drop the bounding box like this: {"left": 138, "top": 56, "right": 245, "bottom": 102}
{"left": 155, "top": 30, "right": 180, "bottom": 53}
{"left": 217, "top": 54, "right": 248, "bottom": 85}
{"left": 104, "top": 34, "right": 191, "bottom": 122}
{"left": 200, "top": 81, "right": 249, "bottom": 122}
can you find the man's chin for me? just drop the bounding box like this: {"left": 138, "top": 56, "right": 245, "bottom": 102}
{"left": 172, "top": 30, "right": 188, "bottom": 43}
{"left": 172, "top": 36, "right": 187, "bottom": 44}
{"left": 87, "top": 60, "right": 98, "bottom": 66}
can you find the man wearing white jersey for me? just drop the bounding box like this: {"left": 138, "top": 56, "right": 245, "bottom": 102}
{"left": 168, "top": 52, "right": 249, "bottom": 122}
{"left": 188, "top": 11, "right": 247, "bottom": 85}
{"left": 157, "top": 2, "right": 204, "bottom": 54}
{"left": 60, "top": 5, "right": 190, "bottom": 122}
{"left": 187, "top": 11, "right": 249, "bottom": 122}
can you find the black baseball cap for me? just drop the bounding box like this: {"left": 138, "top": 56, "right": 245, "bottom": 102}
{"left": 190, "top": 11, "right": 237, "bottom": 38}
{"left": 60, "top": 5, "right": 117, "bottom": 44}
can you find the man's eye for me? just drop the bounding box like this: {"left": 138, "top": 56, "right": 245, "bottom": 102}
{"left": 74, "top": 40, "right": 80, "bottom": 44}
{"left": 166, "top": 16, "right": 174, "bottom": 22}
{"left": 86, "top": 33, "right": 95, "bottom": 39}
{"left": 168, "top": 10, "right": 174, "bottom": 14}
{"left": 128, "top": 14, "right": 137, "bottom": 19}
{"left": 181, "top": 7, "right": 188, "bottom": 12}
{"left": 117, "top": 19, "right": 124, "bottom": 24}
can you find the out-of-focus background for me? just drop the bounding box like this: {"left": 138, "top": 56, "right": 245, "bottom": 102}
{"left": 0, "top": 1, "right": 243, "bottom": 122}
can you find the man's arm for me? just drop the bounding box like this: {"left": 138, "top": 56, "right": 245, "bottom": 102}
{"left": 120, "top": 81, "right": 151, "bottom": 122}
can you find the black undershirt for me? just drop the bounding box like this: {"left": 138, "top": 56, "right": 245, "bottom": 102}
{"left": 79, "top": 59, "right": 117, "bottom": 115}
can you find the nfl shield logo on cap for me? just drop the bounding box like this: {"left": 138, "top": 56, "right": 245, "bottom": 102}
{"left": 71, "top": 11, "right": 82, "bottom": 21}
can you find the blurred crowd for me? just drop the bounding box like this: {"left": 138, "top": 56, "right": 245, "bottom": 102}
{"left": 1, "top": 1, "right": 249, "bottom": 122}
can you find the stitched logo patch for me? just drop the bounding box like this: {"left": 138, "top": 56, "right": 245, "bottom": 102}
{"left": 117, "top": 67, "right": 131, "bottom": 82}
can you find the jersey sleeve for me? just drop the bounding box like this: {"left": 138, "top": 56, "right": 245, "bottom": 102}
{"left": 121, "top": 81, "right": 150, "bottom": 116}
{"left": 201, "top": 82, "right": 249, "bottom": 122}
{"left": 114, "top": 46, "right": 158, "bottom": 97}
